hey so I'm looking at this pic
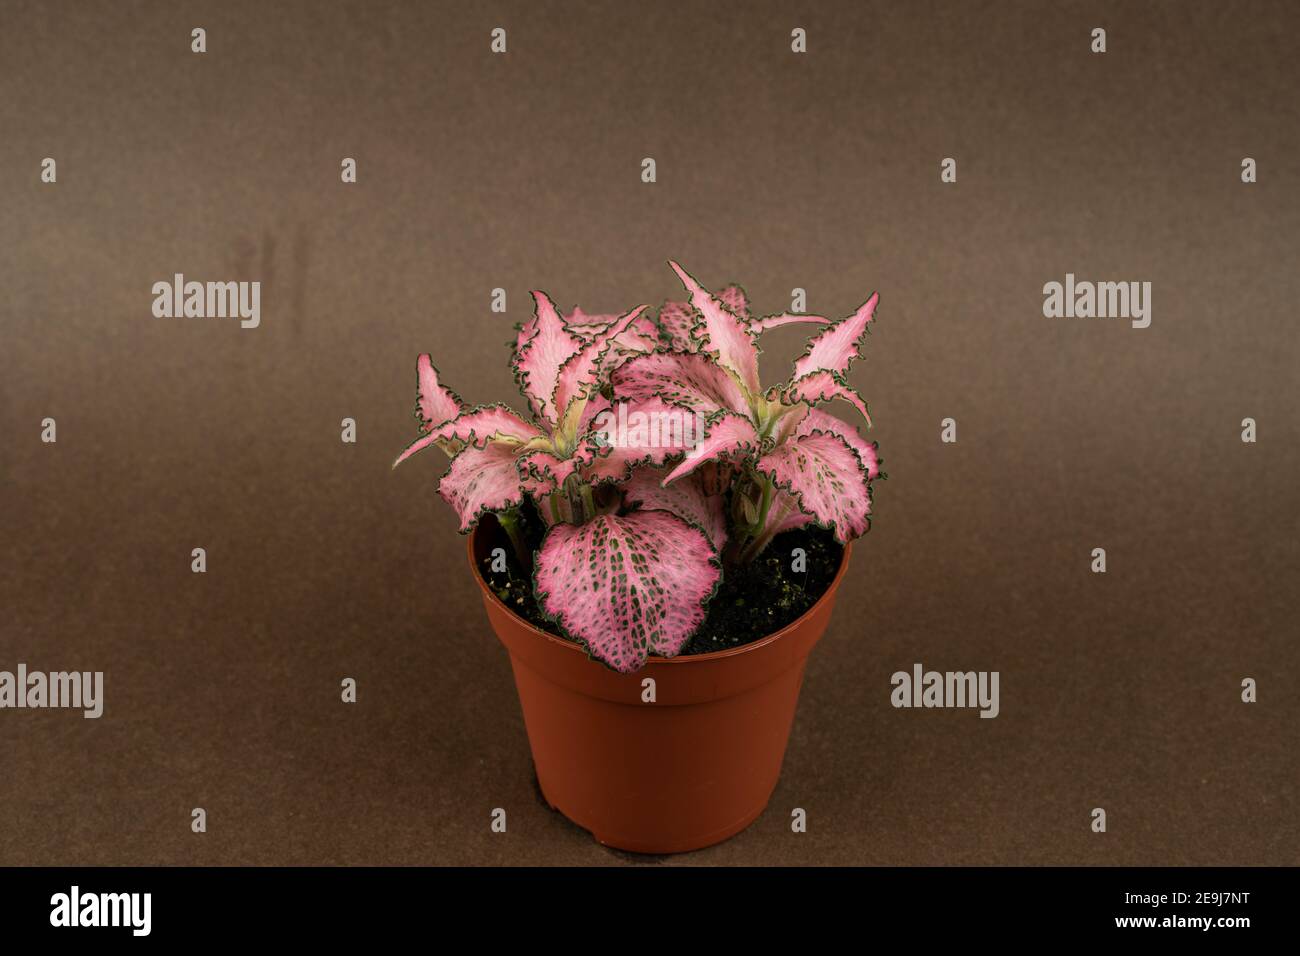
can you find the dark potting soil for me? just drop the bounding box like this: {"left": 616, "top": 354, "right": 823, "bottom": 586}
{"left": 479, "top": 505, "right": 843, "bottom": 658}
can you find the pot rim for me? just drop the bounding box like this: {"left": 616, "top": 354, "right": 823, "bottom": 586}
{"left": 467, "top": 524, "right": 853, "bottom": 667}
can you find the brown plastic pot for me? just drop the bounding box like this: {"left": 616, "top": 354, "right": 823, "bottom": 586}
{"left": 469, "top": 523, "right": 851, "bottom": 854}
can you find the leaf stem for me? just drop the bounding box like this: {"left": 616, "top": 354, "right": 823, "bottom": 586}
{"left": 497, "top": 507, "right": 531, "bottom": 569}
{"left": 738, "top": 474, "right": 781, "bottom": 564}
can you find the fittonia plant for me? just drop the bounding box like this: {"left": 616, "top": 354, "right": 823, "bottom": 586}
{"left": 397, "top": 264, "right": 883, "bottom": 673}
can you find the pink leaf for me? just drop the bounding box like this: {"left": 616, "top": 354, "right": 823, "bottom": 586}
{"left": 551, "top": 307, "right": 646, "bottom": 425}
{"left": 562, "top": 306, "right": 618, "bottom": 339}
{"left": 611, "top": 351, "right": 750, "bottom": 418}
{"left": 661, "top": 411, "right": 759, "bottom": 484}
{"left": 623, "top": 467, "right": 728, "bottom": 551}
{"left": 768, "top": 403, "right": 810, "bottom": 447}
{"left": 437, "top": 443, "right": 527, "bottom": 532}
{"left": 392, "top": 433, "right": 441, "bottom": 469}
{"left": 394, "top": 403, "right": 540, "bottom": 467}
{"left": 393, "top": 355, "right": 468, "bottom": 468}
{"left": 795, "top": 408, "right": 880, "bottom": 480}
{"left": 782, "top": 370, "right": 872, "bottom": 427}
{"left": 657, "top": 300, "right": 698, "bottom": 352}
{"left": 514, "top": 291, "right": 584, "bottom": 426}
{"left": 563, "top": 322, "right": 610, "bottom": 339}
{"left": 757, "top": 430, "right": 873, "bottom": 543}
{"left": 577, "top": 392, "right": 612, "bottom": 433}
{"left": 717, "top": 283, "right": 750, "bottom": 321}
{"left": 535, "top": 511, "right": 720, "bottom": 672}
{"left": 749, "top": 312, "right": 830, "bottom": 332}
{"left": 792, "top": 292, "right": 878, "bottom": 380}
{"left": 598, "top": 313, "right": 661, "bottom": 374}
{"left": 415, "top": 354, "right": 464, "bottom": 431}
{"left": 516, "top": 442, "right": 599, "bottom": 495}
{"left": 668, "top": 261, "right": 761, "bottom": 395}
{"left": 628, "top": 312, "right": 660, "bottom": 340}
{"left": 428, "top": 404, "right": 542, "bottom": 447}
{"left": 760, "top": 488, "right": 814, "bottom": 540}
{"left": 581, "top": 396, "right": 702, "bottom": 485}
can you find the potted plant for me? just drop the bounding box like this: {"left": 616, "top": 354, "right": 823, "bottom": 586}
{"left": 396, "top": 262, "right": 882, "bottom": 853}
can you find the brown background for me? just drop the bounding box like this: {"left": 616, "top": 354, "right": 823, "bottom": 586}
{"left": 2, "top": 0, "right": 1297, "bottom": 866}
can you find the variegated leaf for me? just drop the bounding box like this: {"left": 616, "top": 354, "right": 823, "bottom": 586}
{"left": 415, "top": 353, "right": 464, "bottom": 431}
{"left": 623, "top": 466, "right": 728, "bottom": 551}
{"left": 661, "top": 411, "right": 759, "bottom": 484}
{"left": 535, "top": 511, "right": 720, "bottom": 672}
{"left": 795, "top": 408, "right": 880, "bottom": 480}
{"left": 611, "top": 351, "right": 751, "bottom": 419}
{"left": 716, "top": 283, "right": 750, "bottom": 321}
{"left": 792, "top": 292, "right": 878, "bottom": 380}
{"left": 516, "top": 441, "right": 599, "bottom": 496}
{"left": 395, "top": 403, "right": 542, "bottom": 468}
{"left": 749, "top": 312, "right": 830, "bottom": 332}
{"left": 757, "top": 430, "right": 872, "bottom": 543}
{"left": 781, "top": 370, "right": 872, "bottom": 427}
{"left": 437, "top": 442, "right": 527, "bottom": 532}
{"left": 514, "top": 291, "right": 584, "bottom": 425}
{"left": 551, "top": 307, "right": 646, "bottom": 426}
{"left": 581, "top": 396, "right": 700, "bottom": 485}
{"left": 657, "top": 300, "right": 699, "bottom": 352}
{"left": 668, "top": 261, "right": 761, "bottom": 395}
{"left": 758, "top": 487, "right": 814, "bottom": 541}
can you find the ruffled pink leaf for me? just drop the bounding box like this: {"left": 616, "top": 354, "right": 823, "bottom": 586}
{"left": 750, "top": 312, "right": 830, "bottom": 332}
{"left": 516, "top": 442, "right": 599, "bottom": 496}
{"left": 563, "top": 308, "right": 658, "bottom": 349}
{"left": 430, "top": 404, "right": 541, "bottom": 447}
{"left": 662, "top": 411, "right": 759, "bottom": 484}
{"left": 782, "top": 370, "right": 872, "bottom": 427}
{"left": 717, "top": 284, "right": 750, "bottom": 321}
{"left": 657, "top": 300, "right": 698, "bottom": 352}
{"left": 581, "top": 396, "right": 702, "bottom": 485}
{"left": 392, "top": 355, "right": 468, "bottom": 468}
{"left": 552, "top": 307, "right": 646, "bottom": 425}
{"left": 393, "top": 432, "right": 441, "bottom": 468}
{"left": 396, "top": 403, "right": 542, "bottom": 468}
{"left": 757, "top": 430, "right": 872, "bottom": 543}
{"left": 611, "top": 351, "right": 750, "bottom": 419}
{"left": 760, "top": 487, "right": 814, "bottom": 540}
{"left": 564, "top": 322, "right": 609, "bottom": 339}
{"left": 795, "top": 408, "right": 880, "bottom": 480}
{"left": 437, "top": 443, "right": 526, "bottom": 532}
{"left": 415, "top": 354, "right": 464, "bottom": 431}
{"left": 392, "top": 400, "right": 540, "bottom": 468}
{"left": 514, "top": 291, "right": 584, "bottom": 426}
{"left": 792, "top": 293, "right": 878, "bottom": 380}
{"left": 535, "top": 511, "right": 720, "bottom": 672}
{"left": 597, "top": 313, "right": 661, "bottom": 375}
{"left": 625, "top": 312, "right": 661, "bottom": 344}
{"left": 623, "top": 467, "right": 727, "bottom": 551}
{"left": 768, "top": 402, "right": 810, "bottom": 447}
{"left": 562, "top": 306, "right": 617, "bottom": 339}
{"left": 577, "top": 392, "right": 612, "bottom": 433}
{"left": 668, "top": 261, "right": 761, "bottom": 395}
